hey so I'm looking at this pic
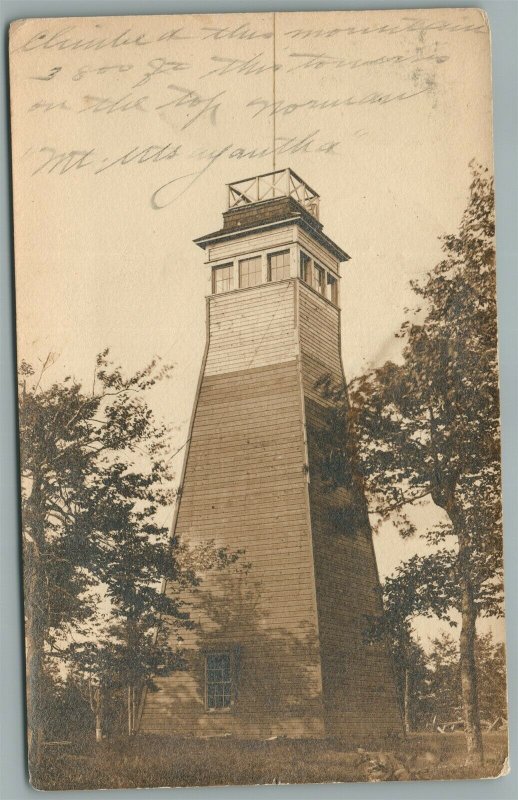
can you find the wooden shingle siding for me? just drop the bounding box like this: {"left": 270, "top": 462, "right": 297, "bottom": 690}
{"left": 297, "top": 284, "right": 342, "bottom": 406}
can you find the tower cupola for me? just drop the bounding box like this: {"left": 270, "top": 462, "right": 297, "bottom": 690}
{"left": 194, "top": 168, "right": 349, "bottom": 306}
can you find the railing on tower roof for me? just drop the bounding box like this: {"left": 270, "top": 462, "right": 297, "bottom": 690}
{"left": 227, "top": 168, "right": 320, "bottom": 220}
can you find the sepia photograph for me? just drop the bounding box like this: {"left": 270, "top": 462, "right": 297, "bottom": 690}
{"left": 8, "top": 7, "right": 508, "bottom": 789}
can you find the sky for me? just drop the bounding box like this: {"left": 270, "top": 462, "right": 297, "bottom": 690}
{"left": 9, "top": 9, "right": 502, "bottom": 646}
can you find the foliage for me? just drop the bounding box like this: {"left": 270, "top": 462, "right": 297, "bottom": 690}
{"left": 427, "top": 632, "right": 463, "bottom": 723}
{"left": 319, "top": 163, "right": 501, "bottom": 578}
{"left": 19, "top": 351, "right": 174, "bottom": 644}
{"left": 317, "top": 164, "right": 501, "bottom": 764}
{"left": 19, "top": 351, "right": 238, "bottom": 749}
{"left": 475, "top": 634, "right": 507, "bottom": 722}
{"left": 427, "top": 632, "right": 507, "bottom": 725}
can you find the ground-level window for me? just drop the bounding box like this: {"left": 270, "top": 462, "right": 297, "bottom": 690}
{"left": 268, "top": 250, "right": 291, "bottom": 281}
{"left": 213, "top": 264, "right": 233, "bottom": 294}
{"left": 239, "top": 256, "right": 262, "bottom": 288}
{"left": 206, "top": 653, "right": 232, "bottom": 709}
{"left": 327, "top": 273, "right": 338, "bottom": 305}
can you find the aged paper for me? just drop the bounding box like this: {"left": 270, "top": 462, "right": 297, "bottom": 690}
{"left": 10, "top": 9, "right": 507, "bottom": 789}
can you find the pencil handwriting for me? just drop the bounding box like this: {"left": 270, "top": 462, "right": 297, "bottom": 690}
{"left": 200, "top": 23, "right": 273, "bottom": 41}
{"left": 200, "top": 54, "right": 280, "bottom": 79}
{"left": 26, "top": 130, "right": 341, "bottom": 208}
{"left": 283, "top": 17, "right": 487, "bottom": 39}
{"left": 132, "top": 58, "right": 191, "bottom": 87}
{"left": 13, "top": 25, "right": 191, "bottom": 54}
{"left": 286, "top": 49, "right": 449, "bottom": 72}
{"left": 156, "top": 84, "right": 225, "bottom": 129}
{"left": 247, "top": 88, "right": 432, "bottom": 118}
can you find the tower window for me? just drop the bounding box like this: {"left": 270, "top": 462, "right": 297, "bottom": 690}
{"left": 206, "top": 652, "right": 232, "bottom": 710}
{"left": 311, "top": 262, "right": 325, "bottom": 295}
{"left": 300, "top": 251, "right": 311, "bottom": 283}
{"left": 300, "top": 251, "right": 325, "bottom": 296}
{"left": 213, "top": 264, "right": 233, "bottom": 294}
{"left": 239, "top": 256, "right": 262, "bottom": 288}
{"left": 328, "top": 273, "right": 338, "bottom": 305}
{"left": 268, "top": 250, "right": 291, "bottom": 281}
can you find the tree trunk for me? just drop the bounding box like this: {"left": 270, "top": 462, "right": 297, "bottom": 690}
{"left": 404, "top": 668, "right": 412, "bottom": 734}
{"left": 94, "top": 688, "right": 104, "bottom": 742}
{"left": 458, "top": 545, "right": 484, "bottom": 766}
{"left": 128, "top": 684, "right": 133, "bottom": 735}
{"left": 25, "top": 550, "right": 44, "bottom": 769}
{"left": 126, "top": 619, "right": 138, "bottom": 736}
{"left": 449, "top": 502, "right": 484, "bottom": 767}
{"left": 132, "top": 686, "right": 137, "bottom": 734}
{"left": 95, "top": 713, "right": 103, "bottom": 743}
{"left": 23, "top": 475, "right": 47, "bottom": 773}
{"left": 25, "top": 579, "right": 44, "bottom": 772}
{"left": 89, "top": 684, "right": 104, "bottom": 742}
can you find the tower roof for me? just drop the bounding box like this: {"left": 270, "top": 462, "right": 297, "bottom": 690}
{"left": 194, "top": 168, "right": 350, "bottom": 263}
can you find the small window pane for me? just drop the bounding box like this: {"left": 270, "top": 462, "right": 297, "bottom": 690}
{"left": 300, "top": 251, "right": 325, "bottom": 296}
{"left": 268, "top": 250, "right": 290, "bottom": 281}
{"left": 239, "top": 256, "right": 262, "bottom": 288}
{"left": 213, "top": 264, "right": 233, "bottom": 294}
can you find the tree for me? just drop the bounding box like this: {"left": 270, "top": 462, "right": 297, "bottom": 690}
{"left": 385, "top": 622, "right": 430, "bottom": 734}
{"left": 68, "top": 536, "right": 238, "bottom": 738}
{"left": 373, "top": 563, "right": 446, "bottom": 733}
{"left": 475, "top": 633, "right": 507, "bottom": 724}
{"left": 427, "top": 632, "right": 462, "bottom": 725}
{"left": 19, "top": 351, "right": 241, "bottom": 759}
{"left": 426, "top": 631, "right": 507, "bottom": 729}
{"left": 18, "top": 351, "right": 176, "bottom": 760}
{"left": 318, "top": 164, "right": 503, "bottom": 766}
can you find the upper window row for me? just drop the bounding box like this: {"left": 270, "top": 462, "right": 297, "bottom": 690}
{"left": 213, "top": 250, "right": 291, "bottom": 294}
{"left": 300, "top": 251, "right": 338, "bottom": 304}
{"left": 212, "top": 248, "right": 338, "bottom": 305}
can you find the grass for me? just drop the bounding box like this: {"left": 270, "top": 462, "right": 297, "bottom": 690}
{"left": 33, "top": 731, "right": 508, "bottom": 790}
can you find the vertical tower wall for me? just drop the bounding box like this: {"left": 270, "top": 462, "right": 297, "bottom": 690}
{"left": 139, "top": 171, "right": 402, "bottom": 739}
{"left": 297, "top": 282, "right": 402, "bottom": 738}
{"left": 139, "top": 280, "right": 326, "bottom": 737}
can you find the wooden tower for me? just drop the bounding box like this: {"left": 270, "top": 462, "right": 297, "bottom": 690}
{"left": 139, "top": 169, "right": 402, "bottom": 739}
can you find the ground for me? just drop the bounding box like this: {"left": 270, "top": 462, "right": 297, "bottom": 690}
{"left": 34, "top": 731, "right": 508, "bottom": 790}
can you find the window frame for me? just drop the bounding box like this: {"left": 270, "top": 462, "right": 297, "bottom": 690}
{"left": 204, "top": 651, "right": 235, "bottom": 712}
{"left": 238, "top": 255, "right": 263, "bottom": 289}
{"left": 267, "top": 249, "right": 291, "bottom": 282}
{"left": 299, "top": 250, "right": 311, "bottom": 284}
{"left": 300, "top": 248, "right": 339, "bottom": 304}
{"left": 212, "top": 263, "right": 234, "bottom": 295}
{"left": 300, "top": 250, "right": 325, "bottom": 294}
{"left": 312, "top": 261, "right": 325, "bottom": 295}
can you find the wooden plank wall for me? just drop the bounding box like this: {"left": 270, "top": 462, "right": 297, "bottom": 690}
{"left": 140, "top": 280, "right": 325, "bottom": 737}
{"left": 204, "top": 281, "right": 297, "bottom": 376}
{"left": 208, "top": 227, "right": 294, "bottom": 264}
{"left": 140, "top": 277, "right": 401, "bottom": 740}
{"left": 297, "top": 282, "right": 403, "bottom": 738}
